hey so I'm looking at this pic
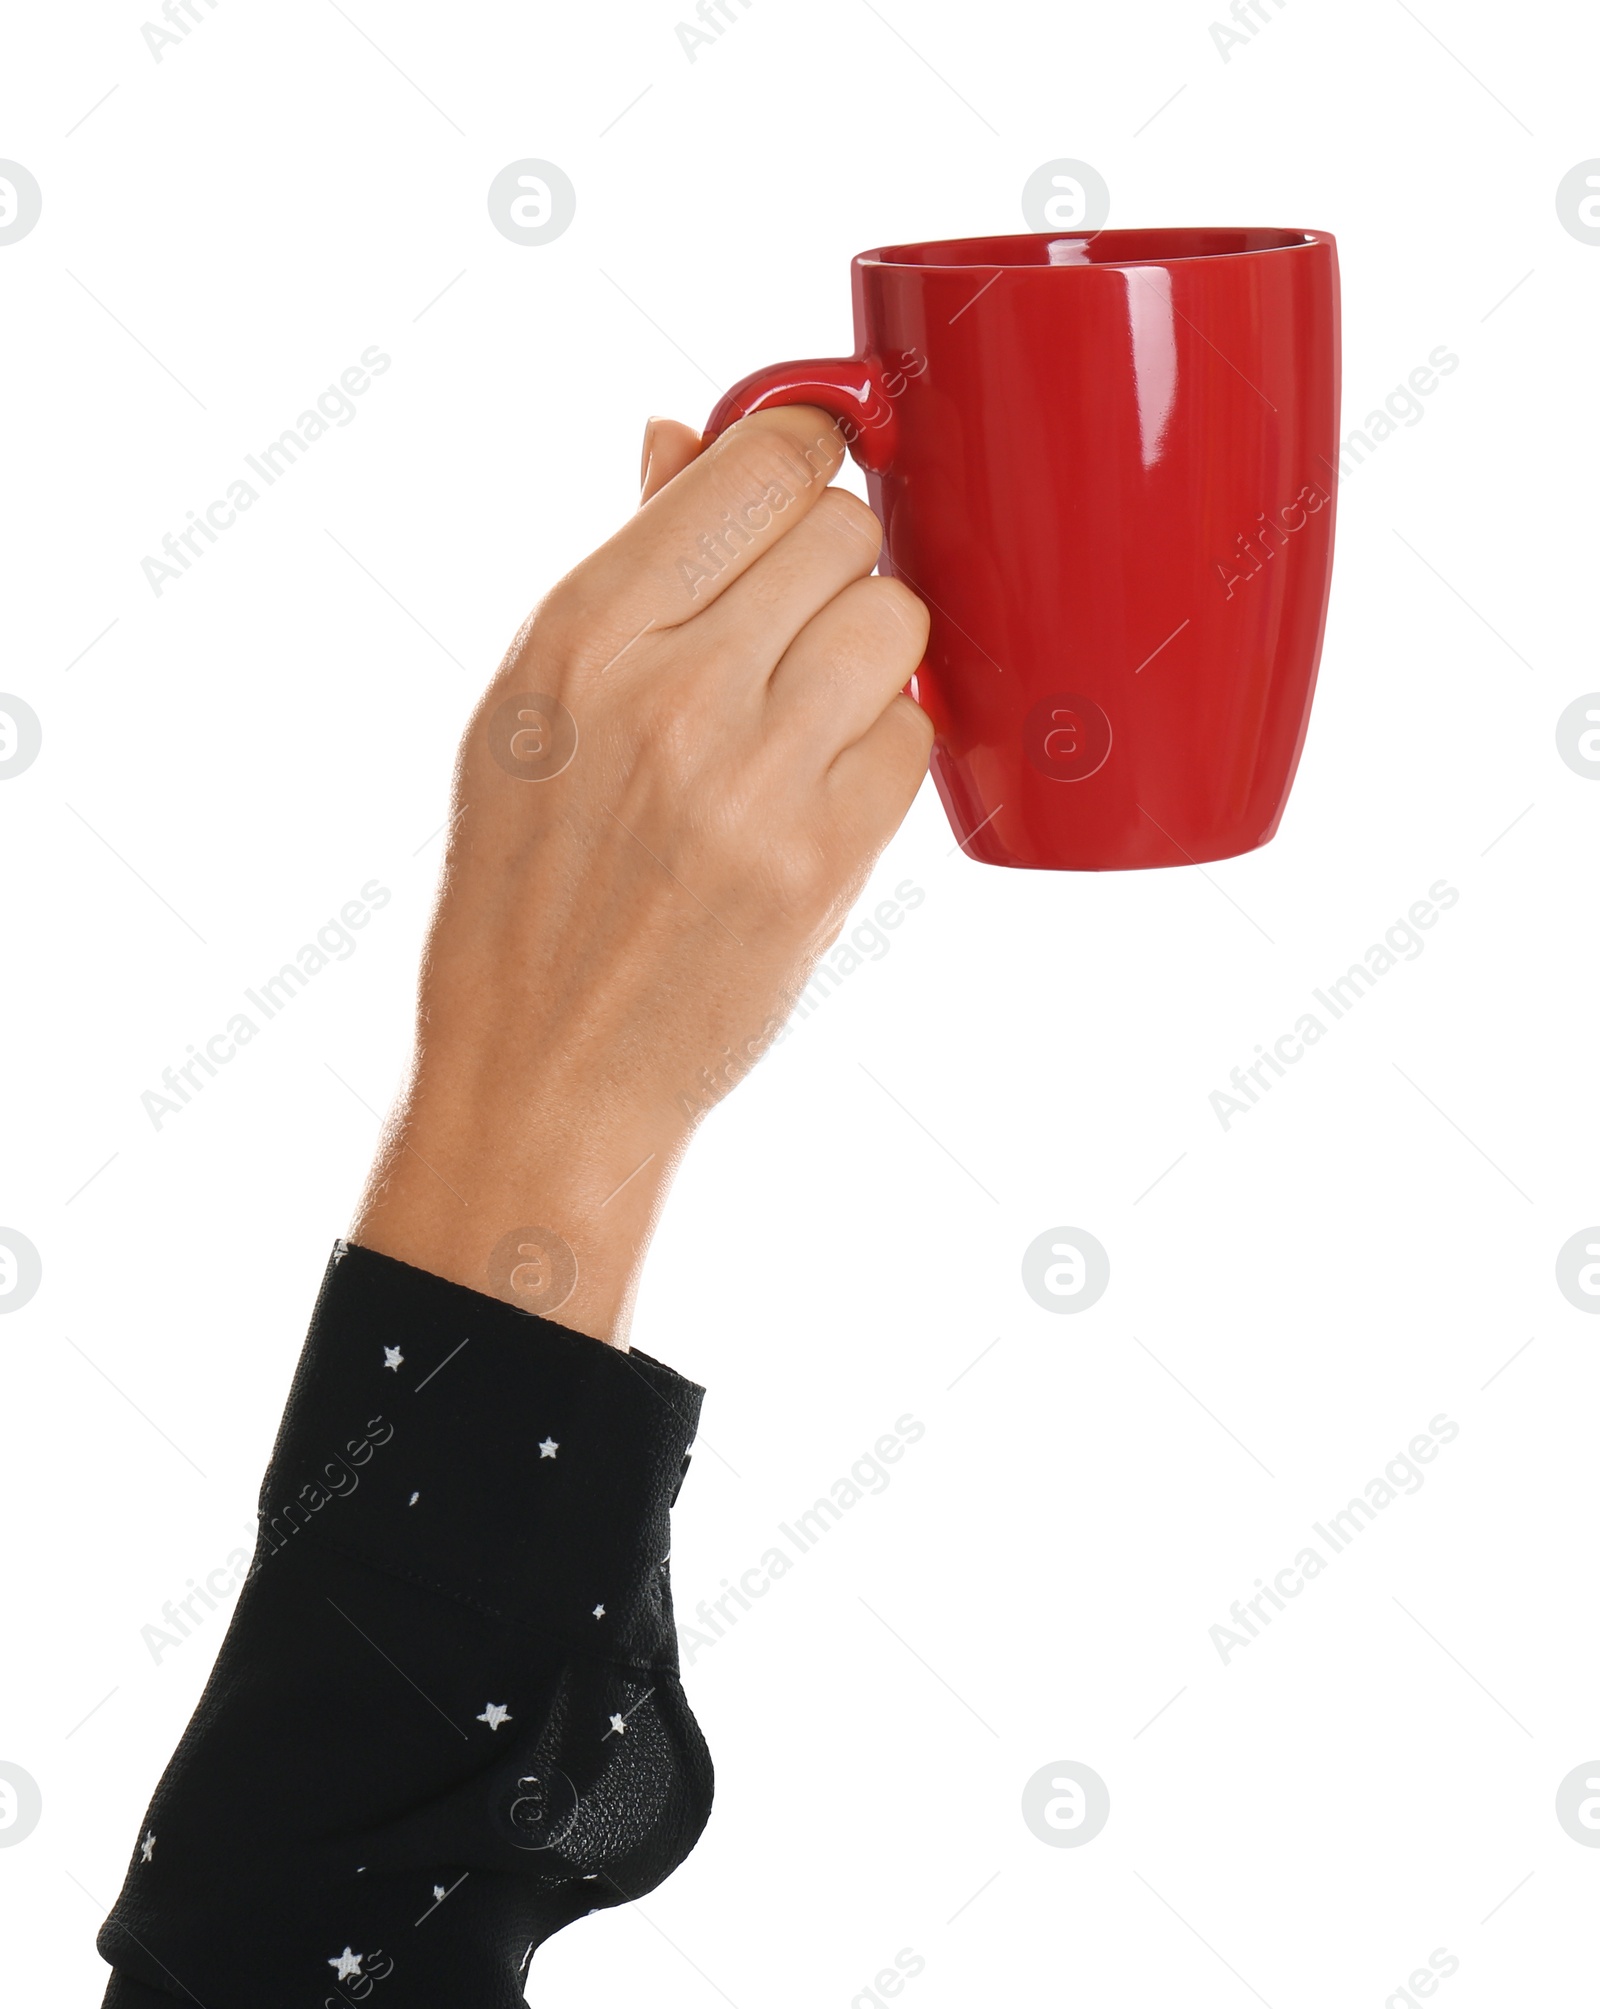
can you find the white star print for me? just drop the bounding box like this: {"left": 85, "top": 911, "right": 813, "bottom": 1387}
{"left": 538, "top": 1437, "right": 559, "bottom": 1459}
{"left": 328, "top": 1949, "right": 363, "bottom": 1981}
{"left": 432, "top": 1884, "right": 445, "bottom": 1901}
{"left": 592, "top": 1604, "right": 605, "bottom": 1620}
{"left": 477, "top": 1702, "right": 512, "bottom": 1731}
{"left": 383, "top": 1346, "right": 403, "bottom": 1372}
{"left": 408, "top": 1492, "right": 419, "bottom": 1506}
{"left": 607, "top": 1712, "right": 627, "bottom": 1737}
{"left": 139, "top": 1832, "right": 156, "bottom": 1863}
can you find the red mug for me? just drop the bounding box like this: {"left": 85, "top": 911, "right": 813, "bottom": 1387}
{"left": 703, "top": 228, "right": 1341, "bottom": 870}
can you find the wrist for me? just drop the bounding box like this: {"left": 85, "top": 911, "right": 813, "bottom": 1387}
{"left": 349, "top": 1072, "right": 693, "bottom": 1346}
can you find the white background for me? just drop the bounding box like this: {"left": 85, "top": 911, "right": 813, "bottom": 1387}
{"left": 2, "top": 0, "right": 1598, "bottom": 2002}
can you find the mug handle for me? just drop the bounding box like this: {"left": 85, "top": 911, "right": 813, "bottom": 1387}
{"left": 702, "top": 355, "right": 899, "bottom": 474}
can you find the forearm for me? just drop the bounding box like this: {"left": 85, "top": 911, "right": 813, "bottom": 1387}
{"left": 349, "top": 1055, "right": 689, "bottom": 1346}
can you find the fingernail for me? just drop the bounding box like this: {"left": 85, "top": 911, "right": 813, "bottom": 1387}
{"left": 640, "top": 416, "right": 661, "bottom": 493}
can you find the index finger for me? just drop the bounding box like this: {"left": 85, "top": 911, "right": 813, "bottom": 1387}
{"left": 556, "top": 405, "right": 849, "bottom": 653}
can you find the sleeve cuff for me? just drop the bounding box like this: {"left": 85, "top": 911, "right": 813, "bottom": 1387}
{"left": 256, "top": 1241, "right": 705, "bottom": 1670}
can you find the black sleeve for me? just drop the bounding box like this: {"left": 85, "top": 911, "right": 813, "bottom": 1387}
{"left": 96, "top": 1242, "right": 713, "bottom": 2009}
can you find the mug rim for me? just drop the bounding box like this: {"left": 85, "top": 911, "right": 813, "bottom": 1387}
{"left": 858, "top": 227, "right": 1335, "bottom": 272}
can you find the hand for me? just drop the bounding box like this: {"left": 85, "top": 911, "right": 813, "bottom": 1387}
{"left": 350, "top": 406, "right": 932, "bottom": 1344}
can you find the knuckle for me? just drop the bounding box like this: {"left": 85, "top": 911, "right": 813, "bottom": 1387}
{"left": 893, "top": 691, "right": 937, "bottom": 752}
{"left": 849, "top": 575, "right": 930, "bottom": 651}
{"left": 521, "top": 577, "right": 579, "bottom": 655}
{"left": 757, "top": 832, "right": 834, "bottom": 915}
{"left": 815, "top": 487, "right": 883, "bottom": 558}
{"left": 876, "top": 574, "right": 930, "bottom": 630}
{"left": 851, "top": 696, "right": 933, "bottom": 808}
{"left": 524, "top": 575, "right": 612, "bottom": 675}
{"left": 710, "top": 419, "right": 834, "bottom": 519}
{"left": 638, "top": 682, "right": 720, "bottom": 779}
{"left": 671, "top": 778, "right": 836, "bottom": 925}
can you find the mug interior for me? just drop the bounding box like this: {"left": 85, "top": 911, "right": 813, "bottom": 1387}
{"left": 862, "top": 228, "right": 1322, "bottom": 269}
